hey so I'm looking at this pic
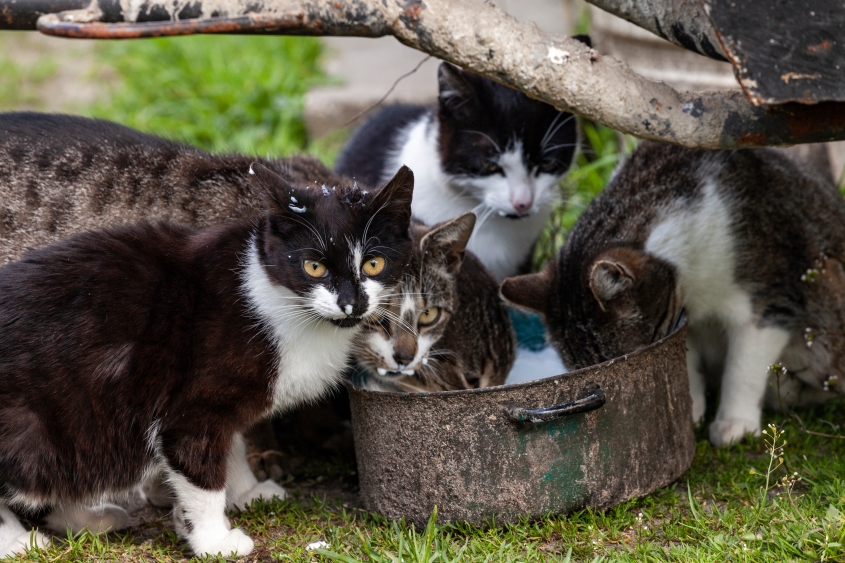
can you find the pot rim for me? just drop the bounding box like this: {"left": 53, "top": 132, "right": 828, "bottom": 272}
{"left": 346, "top": 315, "right": 687, "bottom": 399}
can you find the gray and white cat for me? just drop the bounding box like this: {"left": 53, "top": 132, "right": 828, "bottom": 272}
{"left": 353, "top": 214, "right": 516, "bottom": 392}
{"left": 502, "top": 142, "right": 845, "bottom": 447}
{"left": 335, "top": 58, "right": 586, "bottom": 282}
{"left": 0, "top": 112, "right": 323, "bottom": 264}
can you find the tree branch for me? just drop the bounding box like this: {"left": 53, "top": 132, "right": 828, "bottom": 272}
{"left": 29, "top": 0, "right": 845, "bottom": 148}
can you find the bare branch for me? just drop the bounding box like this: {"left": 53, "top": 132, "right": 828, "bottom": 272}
{"left": 28, "top": 0, "right": 845, "bottom": 148}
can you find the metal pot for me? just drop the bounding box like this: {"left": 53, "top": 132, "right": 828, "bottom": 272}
{"left": 347, "top": 323, "right": 694, "bottom": 526}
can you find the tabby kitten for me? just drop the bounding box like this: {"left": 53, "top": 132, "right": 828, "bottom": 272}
{"left": 0, "top": 163, "right": 414, "bottom": 558}
{"left": 502, "top": 143, "right": 845, "bottom": 447}
{"left": 0, "top": 112, "right": 329, "bottom": 264}
{"left": 353, "top": 214, "right": 516, "bottom": 392}
{"left": 335, "top": 54, "right": 588, "bottom": 282}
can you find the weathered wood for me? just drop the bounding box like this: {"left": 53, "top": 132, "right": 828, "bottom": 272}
{"left": 707, "top": 0, "right": 845, "bottom": 106}
{"left": 585, "top": 0, "right": 728, "bottom": 61}
{"left": 3, "top": 0, "right": 845, "bottom": 148}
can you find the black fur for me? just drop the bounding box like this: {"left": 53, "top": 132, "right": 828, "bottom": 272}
{"left": 335, "top": 104, "right": 429, "bottom": 186}
{"left": 0, "top": 165, "right": 413, "bottom": 505}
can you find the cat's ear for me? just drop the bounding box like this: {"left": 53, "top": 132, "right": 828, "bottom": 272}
{"left": 589, "top": 248, "right": 646, "bottom": 313}
{"left": 248, "top": 162, "right": 309, "bottom": 215}
{"left": 421, "top": 213, "right": 476, "bottom": 272}
{"left": 438, "top": 62, "right": 480, "bottom": 118}
{"left": 370, "top": 165, "right": 415, "bottom": 232}
{"left": 500, "top": 262, "right": 554, "bottom": 316}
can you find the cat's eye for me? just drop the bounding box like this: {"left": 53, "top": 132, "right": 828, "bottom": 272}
{"left": 418, "top": 307, "right": 441, "bottom": 326}
{"left": 362, "top": 256, "right": 385, "bottom": 276}
{"left": 481, "top": 160, "right": 502, "bottom": 175}
{"left": 303, "top": 260, "right": 328, "bottom": 278}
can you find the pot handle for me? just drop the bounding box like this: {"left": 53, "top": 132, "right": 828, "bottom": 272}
{"left": 504, "top": 387, "right": 605, "bottom": 423}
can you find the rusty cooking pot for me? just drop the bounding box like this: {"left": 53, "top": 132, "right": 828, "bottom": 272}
{"left": 346, "top": 322, "right": 694, "bottom": 526}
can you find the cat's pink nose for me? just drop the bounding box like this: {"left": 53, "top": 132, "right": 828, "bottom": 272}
{"left": 512, "top": 198, "right": 533, "bottom": 213}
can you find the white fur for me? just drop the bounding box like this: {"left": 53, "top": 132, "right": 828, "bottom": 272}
{"left": 225, "top": 433, "right": 286, "bottom": 511}
{"left": 45, "top": 504, "right": 129, "bottom": 535}
{"left": 365, "top": 330, "right": 437, "bottom": 384}
{"left": 351, "top": 242, "right": 363, "bottom": 281}
{"left": 361, "top": 278, "right": 389, "bottom": 317}
{"left": 166, "top": 469, "right": 253, "bottom": 557}
{"left": 646, "top": 179, "right": 792, "bottom": 446}
{"left": 309, "top": 285, "right": 347, "bottom": 320}
{"left": 386, "top": 117, "right": 561, "bottom": 282}
{"left": 242, "top": 240, "right": 360, "bottom": 411}
{"left": 0, "top": 505, "right": 50, "bottom": 558}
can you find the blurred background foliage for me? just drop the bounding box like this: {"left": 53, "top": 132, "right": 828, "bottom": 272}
{"left": 92, "top": 36, "right": 327, "bottom": 157}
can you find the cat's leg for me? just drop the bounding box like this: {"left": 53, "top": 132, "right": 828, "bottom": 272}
{"left": 140, "top": 468, "right": 174, "bottom": 508}
{"left": 709, "top": 323, "right": 791, "bottom": 447}
{"left": 164, "top": 468, "right": 254, "bottom": 557}
{"left": 685, "top": 336, "right": 707, "bottom": 425}
{"left": 44, "top": 504, "right": 129, "bottom": 535}
{"left": 160, "top": 431, "right": 255, "bottom": 557}
{"left": 0, "top": 505, "right": 50, "bottom": 558}
{"left": 225, "top": 433, "right": 287, "bottom": 512}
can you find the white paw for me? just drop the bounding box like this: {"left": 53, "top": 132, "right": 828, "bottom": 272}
{"left": 45, "top": 503, "right": 129, "bottom": 534}
{"left": 0, "top": 530, "right": 51, "bottom": 558}
{"left": 709, "top": 418, "right": 760, "bottom": 447}
{"left": 230, "top": 480, "right": 287, "bottom": 511}
{"left": 194, "top": 528, "right": 254, "bottom": 557}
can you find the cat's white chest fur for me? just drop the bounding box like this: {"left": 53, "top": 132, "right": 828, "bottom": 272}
{"left": 387, "top": 118, "right": 555, "bottom": 282}
{"left": 646, "top": 180, "right": 752, "bottom": 325}
{"left": 242, "top": 241, "right": 356, "bottom": 411}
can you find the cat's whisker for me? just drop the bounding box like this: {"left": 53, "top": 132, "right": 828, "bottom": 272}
{"left": 540, "top": 110, "right": 567, "bottom": 148}
{"left": 540, "top": 112, "right": 576, "bottom": 151}
{"left": 285, "top": 213, "right": 328, "bottom": 252}
{"left": 542, "top": 143, "right": 579, "bottom": 155}
{"left": 376, "top": 306, "right": 418, "bottom": 336}
{"left": 462, "top": 130, "right": 501, "bottom": 154}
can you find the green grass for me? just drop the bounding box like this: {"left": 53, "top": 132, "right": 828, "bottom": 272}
{"left": 91, "top": 35, "right": 327, "bottom": 158}
{"left": 7, "top": 401, "right": 845, "bottom": 562}
{"left": 0, "top": 34, "right": 58, "bottom": 111}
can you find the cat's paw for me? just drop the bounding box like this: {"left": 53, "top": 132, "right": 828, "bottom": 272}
{"left": 45, "top": 503, "right": 129, "bottom": 534}
{"left": 709, "top": 418, "right": 760, "bottom": 447}
{"left": 0, "top": 530, "right": 51, "bottom": 558}
{"left": 193, "top": 527, "right": 254, "bottom": 557}
{"left": 230, "top": 480, "right": 287, "bottom": 511}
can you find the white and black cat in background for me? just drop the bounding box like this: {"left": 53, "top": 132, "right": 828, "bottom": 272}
{"left": 503, "top": 142, "right": 845, "bottom": 447}
{"left": 335, "top": 40, "right": 589, "bottom": 282}
{"left": 0, "top": 141, "right": 415, "bottom": 560}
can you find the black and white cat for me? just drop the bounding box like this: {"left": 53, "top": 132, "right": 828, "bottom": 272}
{"left": 502, "top": 142, "right": 845, "bottom": 447}
{"left": 335, "top": 54, "right": 587, "bottom": 282}
{"left": 0, "top": 163, "right": 414, "bottom": 558}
